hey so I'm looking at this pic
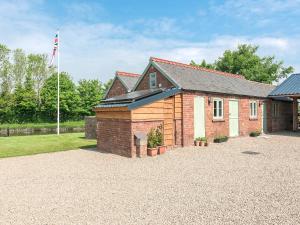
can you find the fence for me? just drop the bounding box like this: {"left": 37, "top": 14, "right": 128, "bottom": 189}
{"left": 0, "top": 127, "right": 84, "bottom": 137}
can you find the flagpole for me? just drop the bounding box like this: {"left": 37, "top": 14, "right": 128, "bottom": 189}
{"left": 57, "top": 30, "right": 60, "bottom": 135}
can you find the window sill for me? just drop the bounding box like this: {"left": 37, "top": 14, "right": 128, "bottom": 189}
{"left": 249, "top": 118, "right": 258, "bottom": 121}
{"left": 212, "top": 119, "right": 225, "bottom": 122}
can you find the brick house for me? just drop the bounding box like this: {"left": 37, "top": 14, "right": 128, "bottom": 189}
{"left": 95, "top": 57, "right": 295, "bottom": 157}
{"left": 104, "top": 71, "right": 140, "bottom": 99}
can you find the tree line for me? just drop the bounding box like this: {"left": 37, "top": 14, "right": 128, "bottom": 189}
{"left": 0, "top": 44, "right": 112, "bottom": 124}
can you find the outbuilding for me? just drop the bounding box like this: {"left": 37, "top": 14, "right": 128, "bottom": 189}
{"left": 95, "top": 57, "right": 295, "bottom": 157}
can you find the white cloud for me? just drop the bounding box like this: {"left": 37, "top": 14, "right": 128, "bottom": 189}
{"left": 0, "top": 0, "right": 299, "bottom": 83}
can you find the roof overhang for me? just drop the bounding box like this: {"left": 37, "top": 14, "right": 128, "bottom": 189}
{"left": 95, "top": 88, "right": 181, "bottom": 111}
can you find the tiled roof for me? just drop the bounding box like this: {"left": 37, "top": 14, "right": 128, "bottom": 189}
{"left": 151, "top": 57, "right": 275, "bottom": 98}
{"left": 116, "top": 71, "right": 140, "bottom": 77}
{"left": 151, "top": 57, "right": 245, "bottom": 79}
{"left": 269, "top": 74, "right": 300, "bottom": 96}
{"left": 116, "top": 71, "right": 140, "bottom": 91}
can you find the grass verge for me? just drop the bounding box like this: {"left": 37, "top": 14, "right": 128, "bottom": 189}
{"left": 0, "top": 133, "right": 96, "bottom": 158}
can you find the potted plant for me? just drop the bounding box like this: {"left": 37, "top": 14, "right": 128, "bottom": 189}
{"left": 156, "top": 126, "right": 166, "bottom": 155}
{"left": 201, "top": 137, "right": 208, "bottom": 147}
{"left": 147, "top": 128, "right": 158, "bottom": 157}
{"left": 194, "top": 137, "right": 201, "bottom": 146}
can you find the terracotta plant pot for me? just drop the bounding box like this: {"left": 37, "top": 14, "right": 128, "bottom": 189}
{"left": 147, "top": 148, "right": 158, "bottom": 157}
{"left": 199, "top": 141, "right": 203, "bottom": 146}
{"left": 195, "top": 141, "right": 200, "bottom": 146}
{"left": 158, "top": 146, "right": 167, "bottom": 155}
{"left": 204, "top": 142, "right": 209, "bottom": 147}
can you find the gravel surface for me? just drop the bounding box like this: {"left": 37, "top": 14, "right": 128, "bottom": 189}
{"left": 0, "top": 132, "right": 300, "bottom": 225}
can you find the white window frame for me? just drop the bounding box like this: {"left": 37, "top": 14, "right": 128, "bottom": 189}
{"left": 149, "top": 72, "right": 157, "bottom": 88}
{"left": 272, "top": 102, "right": 280, "bottom": 117}
{"left": 213, "top": 98, "right": 224, "bottom": 119}
{"left": 249, "top": 101, "right": 258, "bottom": 119}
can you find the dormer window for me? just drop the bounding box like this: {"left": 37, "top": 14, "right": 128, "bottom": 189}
{"left": 149, "top": 72, "right": 157, "bottom": 88}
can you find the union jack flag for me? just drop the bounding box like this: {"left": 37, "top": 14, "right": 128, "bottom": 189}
{"left": 49, "top": 31, "right": 59, "bottom": 67}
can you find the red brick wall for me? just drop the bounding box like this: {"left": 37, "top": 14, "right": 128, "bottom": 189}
{"left": 97, "top": 119, "right": 133, "bottom": 157}
{"left": 182, "top": 92, "right": 264, "bottom": 146}
{"left": 106, "top": 78, "right": 128, "bottom": 99}
{"left": 135, "top": 66, "right": 174, "bottom": 91}
{"left": 182, "top": 93, "right": 194, "bottom": 146}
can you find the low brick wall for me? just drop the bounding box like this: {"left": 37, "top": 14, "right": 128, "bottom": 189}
{"left": 85, "top": 116, "right": 97, "bottom": 139}
{"left": 97, "top": 119, "right": 133, "bottom": 157}
{"left": 0, "top": 127, "right": 84, "bottom": 137}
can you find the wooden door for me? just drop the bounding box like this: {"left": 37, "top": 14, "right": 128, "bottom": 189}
{"left": 229, "top": 100, "right": 239, "bottom": 137}
{"left": 194, "top": 96, "right": 205, "bottom": 139}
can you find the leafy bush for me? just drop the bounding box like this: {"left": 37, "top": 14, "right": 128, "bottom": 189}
{"left": 195, "top": 137, "right": 201, "bottom": 141}
{"left": 249, "top": 131, "right": 261, "bottom": 137}
{"left": 213, "top": 136, "right": 228, "bottom": 143}
{"left": 147, "top": 126, "right": 163, "bottom": 148}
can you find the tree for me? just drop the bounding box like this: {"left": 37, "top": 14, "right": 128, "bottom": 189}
{"left": 103, "top": 78, "right": 113, "bottom": 94}
{"left": 0, "top": 44, "right": 12, "bottom": 95}
{"left": 12, "top": 48, "right": 27, "bottom": 88}
{"left": 191, "top": 44, "right": 294, "bottom": 84}
{"left": 40, "top": 72, "right": 81, "bottom": 122}
{"left": 190, "top": 59, "right": 215, "bottom": 69}
{"left": 77, "top": 79, "right": 104, "bottom": 116}
{"left": 13, "top": 73, "right": 37, "bottom": 122}
{"left": 0, "top": 44, "right": 13, "bottom": 123}
{"left": 27, "top": 54, "right": 53, "bottom": 107}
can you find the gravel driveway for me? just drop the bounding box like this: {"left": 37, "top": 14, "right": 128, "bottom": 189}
{"left": 0, "top": 132, "right": 299, "bottom": 225}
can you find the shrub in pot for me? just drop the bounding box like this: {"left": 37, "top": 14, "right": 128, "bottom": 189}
{"left": 201, "top": 137, "right": 208, "bottom": 147}
{"left": 147, "top": 128, "right": 158, "bottom": 157}
{"left": 156, "top": 125, "right": 166, "bottom": 155}
{"left": 194, "top": 137, "right": 201, "bottom": 146}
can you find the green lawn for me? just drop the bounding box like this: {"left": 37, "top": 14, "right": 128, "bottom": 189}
{"left": 0, "top": 121, "right": 84, "bottom": 129}
{"left": 0, "top": 133, "right": 96, "bottom": 158}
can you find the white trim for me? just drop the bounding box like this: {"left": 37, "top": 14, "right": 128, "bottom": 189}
{"left": 149, "top": 72, "right": 157, "bottom": 88}
{"left": 249, "top": 100, "right": 258, "bottom": 119}
{"left": 213, "top": 98, "right": 224, "bottom": 119}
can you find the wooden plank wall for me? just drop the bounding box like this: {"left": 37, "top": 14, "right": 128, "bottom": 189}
{"left": 95, "top": 107, "right": 131, "bottom": 120}
{"left": 131, "top": 100, "right": 164, "bottom": 120}
{"left": 174, "top": 94, "right": 182, "bottom": 119}
{"left": 164, "top": 97, "right": 174, "bottom": 146}
{"left": 96, "top": 94, "right": 183, "bottom": 147}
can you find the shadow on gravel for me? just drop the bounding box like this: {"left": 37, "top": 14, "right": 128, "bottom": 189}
{"left": 242, "top": 151, "right": 260, "bottom": 155}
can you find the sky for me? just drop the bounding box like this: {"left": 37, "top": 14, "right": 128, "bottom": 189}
{"left": 0, "top": 0, "right": 300, "bottom": 82}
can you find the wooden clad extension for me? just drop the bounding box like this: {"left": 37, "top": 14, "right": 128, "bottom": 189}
{"left": 96, "top": 93, "right": 183, "bottom": 148}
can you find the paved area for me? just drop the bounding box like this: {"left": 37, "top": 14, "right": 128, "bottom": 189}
{"left": 0, "top": 132, "right": 300, "bottom": 225}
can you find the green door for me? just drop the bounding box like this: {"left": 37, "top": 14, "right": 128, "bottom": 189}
{"left": 194, "top": 96, "right": 205, "bottom": 139}
{"left": 262, "top": 103, "right": 268, "bottom": 133}
{"left": 229, "top": 100, "right": 239, "bottom": 137}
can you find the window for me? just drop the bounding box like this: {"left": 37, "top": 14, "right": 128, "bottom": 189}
{"left": 213, "top": 98, "right": 223, "bottom": 119}
{"left": 250, "top": 101, "right": 258, "bottom": 118}
{"left": 273, "top": 103, "right": 279, "bottom": 117}
{"left": 149, "top": 72, "right": 157, "bottom": 88}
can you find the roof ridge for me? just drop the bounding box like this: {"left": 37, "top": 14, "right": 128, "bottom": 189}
{"left": 150, "top": 57, "right": 245, "bottom": 79}
{"left": 116, "top": 71, "right": 140, "bottom": 77}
